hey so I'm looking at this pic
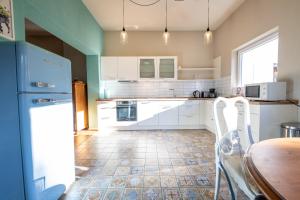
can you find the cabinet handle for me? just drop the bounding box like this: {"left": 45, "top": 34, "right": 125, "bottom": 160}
{"left": 32, "top": 98, "right": 71, "bottom": 105}
{"left": 31, "top": 81, "right": 55, "bottom": 88}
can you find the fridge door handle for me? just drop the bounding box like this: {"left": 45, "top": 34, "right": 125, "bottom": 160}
{"left": 32, "top": 98, "right": 72, "bottom": 105}
{"left": 31, "top": 81, "right": 56, "bottom": 88}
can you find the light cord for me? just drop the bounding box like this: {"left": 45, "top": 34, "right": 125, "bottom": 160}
{"left": 165, "top": 0, "right": 168, "bottom": 30}
{"left": 208, "top": 0, "right": 210, "bottom": 29}
{"left": 123, "top": 0, "right": 125, "bottom": 29}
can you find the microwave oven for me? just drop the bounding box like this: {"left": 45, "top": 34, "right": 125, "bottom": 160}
{"left": 245, "top": 82, "right": 287, "bottom": 101}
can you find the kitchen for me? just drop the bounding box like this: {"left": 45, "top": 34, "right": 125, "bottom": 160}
{"left": 0, "top": 0, "right": 300, "bottom": 200}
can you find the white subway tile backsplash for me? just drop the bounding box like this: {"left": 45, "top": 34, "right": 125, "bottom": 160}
{"left": 101, "top": 77, "right": 231, "bottom": 98}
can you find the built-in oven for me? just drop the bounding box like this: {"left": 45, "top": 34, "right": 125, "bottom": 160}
{"left": 116, "top": 101, "right": 137, "bottom": 121}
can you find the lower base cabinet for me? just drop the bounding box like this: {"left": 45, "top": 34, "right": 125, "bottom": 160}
{"left": 97, "top": 99, "right": 298, "bottom": 142}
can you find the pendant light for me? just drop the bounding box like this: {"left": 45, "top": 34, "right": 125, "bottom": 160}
{"left": 204, "top": 0, "right": 213, "bottom": 44}
{"left": 120, "top": 0, "right": 128, "bottom": 44}
{"left": 163, "top": 0, "right": 170, "bottom": 45}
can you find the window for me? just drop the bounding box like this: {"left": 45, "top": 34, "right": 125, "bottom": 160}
{"left": 238, "top": 32, "right": 279, "bottom": 86}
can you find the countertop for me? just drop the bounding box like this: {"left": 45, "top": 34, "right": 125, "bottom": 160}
{"left": 96, "top": 97, "right": 298, "bottom": 105}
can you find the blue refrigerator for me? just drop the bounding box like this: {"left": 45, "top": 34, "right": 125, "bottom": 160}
{"left": 0, "top": 42, "right": 75, "bottom": 200}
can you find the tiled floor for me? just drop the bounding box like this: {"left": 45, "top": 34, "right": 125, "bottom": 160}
{"left": 61, "top": 130, "right": 247, "bottom": 200}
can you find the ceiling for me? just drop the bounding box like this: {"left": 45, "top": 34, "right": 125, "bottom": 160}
{"left": 83, "top": 0, "right": 245, "bottom": 31}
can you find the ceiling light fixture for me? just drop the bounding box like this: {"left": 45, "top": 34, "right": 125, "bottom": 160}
{"left": 163, "top": 0, "right": 170, "bottom": 45}
{"left": 120, "top": 0, "right": 128, "bottom": 45}
{"left": 204, "top": 0, "right": 213, "bottom": 44}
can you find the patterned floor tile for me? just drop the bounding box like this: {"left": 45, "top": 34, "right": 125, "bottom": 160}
{"left": 143, "top": 188, "right": 163, "bottom": 200}
{"left": 90, "top": 176, "right": 112, "bottom": 188}
{"left": 126, "top": 176, "right": 144, "bottom": 188}
{"left": 173, "top": 166, "right": 190, "bottom": 176}
{"left": 184, "top": 159, "right": 199, "bottom": 166}
{"left": 159, "top": 166, "right": 175, "bottom": 176}
{"left": 115, "top": 166, "right": 131, "bottom": 176}
{"left": 130, "top": 166, "right": 144, "bottom": 175}
{"left": 162, "top": 188, "right": 181, "bottom": 200}
{"left": 180, "top": 188, "right": 203, "bottom": 200}
{"left": 171, "top": 159, "right": 186, "bottom": 166}
{"left": 176, "top": 176, "right": 196, "bottom": 187}
{"left": 83, "top": 188, "right": 106, "bottom": 200}
{"left": 160, "top": 176, "right": 178, "bottom": 188}
{"left": 194, "top": 175, "right": 213, "bottom": 187}
{"left": 66, "top": 130, "right": 250, "bottom": 200}
{"left": 103, "top": 188, "right": 124, "bottom": 200}
{"left": 123, "top": 188, "right": 143, "bottom": 200}
{"left": 144, "top": 176, "right": 161, "bottom": 187}
{"left": 145, "top": 166, "right": 160, "bottom": 176}
{"left": 109, "top": 176, "right": 127, "bottom": 188}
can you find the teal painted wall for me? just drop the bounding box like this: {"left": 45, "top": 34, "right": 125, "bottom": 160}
{"left": 87, "top": 55, "right": 101, "bottom": 129}
{"left": 1, "top": 0, "right": 103, "bottom": 129}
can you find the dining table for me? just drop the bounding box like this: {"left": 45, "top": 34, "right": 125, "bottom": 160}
{"left": 245, "top": 138, "right": 300, "bottom": 200}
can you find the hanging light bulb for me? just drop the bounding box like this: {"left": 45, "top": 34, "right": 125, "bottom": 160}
{"left": 120, "top": 0, "right": 128, "bottom": 45}
{"left": 120, "top": 27, "right": 128, "bottom": 44}
{"left": 204, "top": 0, "right": 213, "bottom": 44}
{"left": 163, "top": 28, "right": 170, "bottom": 45}
{"left": 162, "top": 0, "right": 170, "bottom": 45}
{"left": 204, "top": 28, "right": 213, "bottom": 44}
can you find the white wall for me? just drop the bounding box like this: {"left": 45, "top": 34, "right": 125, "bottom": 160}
{"left": 213, "top": 0, "right": 300, "bottom": 120}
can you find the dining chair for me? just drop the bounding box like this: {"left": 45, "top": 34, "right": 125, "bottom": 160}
{"left": 213, "top": 97, "right": 265, "bottom": 200}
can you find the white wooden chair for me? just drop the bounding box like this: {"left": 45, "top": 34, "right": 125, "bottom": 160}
{"left": 213, "top": 97, "right": 264, "bottom": 200}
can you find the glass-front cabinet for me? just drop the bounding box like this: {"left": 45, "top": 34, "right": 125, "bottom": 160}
{"left": 138, "top": 56, "right": 177, "bottom": 80}
{"left": 139, "top": 57, "right": 156, "bottom": 79}
{"left": 158, "top": 57, "right": 177, "bottom": 79}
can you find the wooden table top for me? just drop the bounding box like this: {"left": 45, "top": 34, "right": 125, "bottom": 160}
{"left": 245, "top": 138, "right": 300, "bottom": 200}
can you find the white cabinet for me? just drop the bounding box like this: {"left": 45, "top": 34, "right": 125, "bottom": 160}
{"left": 117, "top": 57, "right": 138, "bottom": 80}
{"left": 138, "top": 57, "right": 156, "bottom": 79}
{"left": 158, "top": 57, "right": 177, "bottom": 79}
{"left": 138, "top": 57, "right": 177, "bottom": 80}
{"left": 179, "top": 101, "right": 200, "bottom": 126}
{"left": 101, "top": 57, "right": 118, "bottom": 80}
{"left": 137, "top": 101, "right": 159, "bottom": 126}
{"left": 158, "top": 101, "right": 181, "bottom": 126}
{"left": 101, "top": 57, "right": 138, "bottom": 81}
{"left": 97, "top": 101, "right": 116, "bottom": 128}
{"left": 205, "top": 100, "right": 216, "bottom": 133}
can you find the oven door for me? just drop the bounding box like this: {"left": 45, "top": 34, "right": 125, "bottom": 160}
{"left": 116, "top": 104, "right": 137, "bottom": 121}
{"left": 245, "top": 85, "right": 260, "bottom": 99}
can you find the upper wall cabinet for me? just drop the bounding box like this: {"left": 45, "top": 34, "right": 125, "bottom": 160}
{"left": 158, "top": 57, "right": 177, "bottom": 79}
{"left": 138, "top": 57, "right": 156, "bottom": 79}
{"left": 117, "top": 57, "right": 138, "bottom": 81}
{"left": 101, "top": 57, "right": 118, "bottom": 80}
{"left": 138, "top": 56, "right": 177, "bottom": 80}
{"left": 101, "top": 57, "right": 138, "bottom": 81}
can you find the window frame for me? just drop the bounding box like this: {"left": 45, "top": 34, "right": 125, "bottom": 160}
{"left": 237, "top": 31, "right": 279, "bottom": 86}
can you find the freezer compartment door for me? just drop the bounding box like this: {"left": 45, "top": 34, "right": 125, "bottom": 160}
{"left": 16, "top": 42, "right": 72, "bottom": 93}
{"left": 18, "top": 93, "right": 75, "bottom": 200}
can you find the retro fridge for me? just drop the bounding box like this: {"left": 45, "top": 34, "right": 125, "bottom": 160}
{"left": 0, "top": 42, "right": 75, "bottom": 200}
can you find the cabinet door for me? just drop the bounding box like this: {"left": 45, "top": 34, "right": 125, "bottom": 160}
{"left": 97, "top": 102, "right": 116, "bottom": 127}
{"left": 158, "top": 57, "right": 177, "bottom": 79}
{"left": 138, "top": 101, "right": 159, "bottom": 126}
{"left": 179, "top": 101, "right": 200, "bottom": 125}
{"left": 118, "top": 57, "right": 138, "bottom": 80}
{"left": 158, "top": 101, "right": 181, "bottom": 125}
{"left": 138, "top": 57, "right": 156, "bottom": 79}
{"left": 101, "top": 57, "right": 118, "bottom": 80}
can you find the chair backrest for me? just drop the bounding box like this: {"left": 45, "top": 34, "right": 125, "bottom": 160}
{"left": 213, "top": 97, "right": 254, "bottom": 154}
{"left": 213, "top": 97, "right": 259, "bottom": 198}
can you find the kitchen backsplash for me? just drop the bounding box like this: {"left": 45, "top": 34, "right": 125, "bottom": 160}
{"left": 100, "top": 76, "right": 231, "bottom": 98}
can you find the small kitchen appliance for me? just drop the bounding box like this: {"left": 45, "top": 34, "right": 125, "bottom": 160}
{"left": 245, "top": 82, "right": 287, "bottom": 101}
